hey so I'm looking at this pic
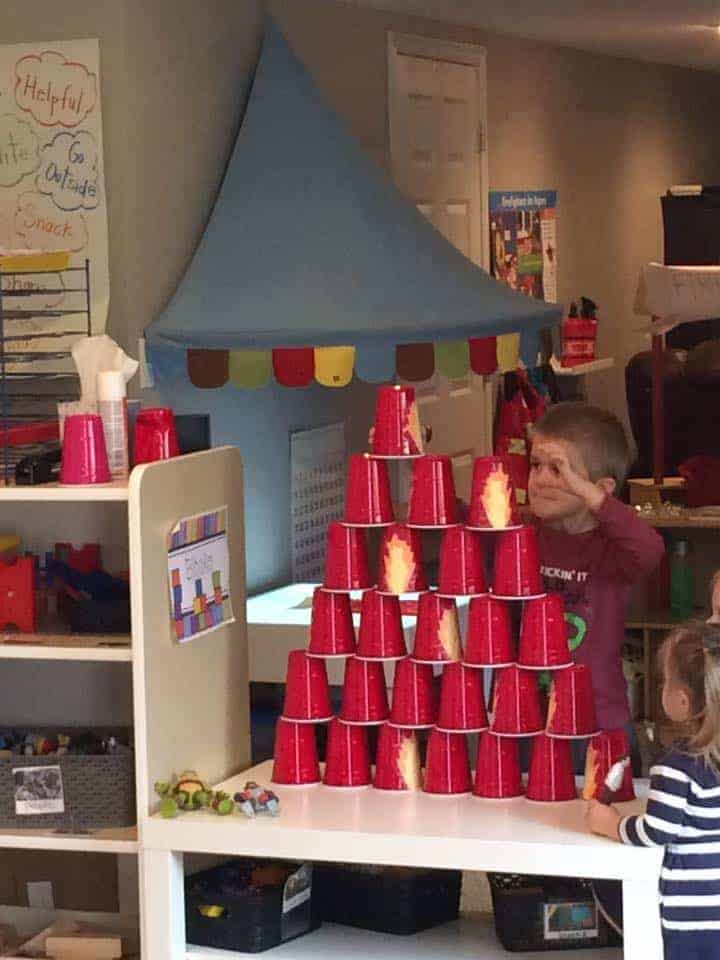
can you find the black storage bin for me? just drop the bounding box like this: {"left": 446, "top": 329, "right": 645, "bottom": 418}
{"left": 314, "top": 863, "right": 461, "bottom": 935}
{"left": 489, "top": 874, "right": 622, "bottom": 952}
{"left": 186, "top": 859, "right": 320, "bottom": 953}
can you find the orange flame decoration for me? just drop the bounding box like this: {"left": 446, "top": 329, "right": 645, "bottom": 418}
{"left": 582, "top": 743, "right": 601, "bottom": 800}
{"left": 384, "top": 533, "right": 415, "bottom": 594}
{"left": 404, "top": 401, "right": 423, "bottom": 455}
{"left": 481, "top": 465, "right": 512, "bottom": 528}
{"left": 398, "top": 736, "right": 421, "bottom": 790}
{"left": 439, "top": 607, "right": 461, "bottom": 660}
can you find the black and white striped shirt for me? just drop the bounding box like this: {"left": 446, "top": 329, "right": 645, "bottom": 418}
{"left": 620, "top": 748, "right": 720, "bottom": 932}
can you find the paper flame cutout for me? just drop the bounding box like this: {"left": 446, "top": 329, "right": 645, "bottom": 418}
{"left": 384, "top": 533, "right": 415, "bottom": 594}
{"left": 398, "top": 734, "right": 421, "bottom": 790}
{"left": 481, "top": 465, "right": 512, "bottom": 529}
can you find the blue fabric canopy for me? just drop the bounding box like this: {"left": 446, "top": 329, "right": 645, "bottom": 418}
{"left": 146, "top": 21, "right": 560, "bottom": 359}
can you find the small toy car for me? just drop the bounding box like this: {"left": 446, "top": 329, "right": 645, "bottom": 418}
{"left": 234, "top": 781, "right": 280, "bottom": 818}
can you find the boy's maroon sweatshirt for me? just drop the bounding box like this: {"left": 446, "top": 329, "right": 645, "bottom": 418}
{"left": 535, "top": 496, "right": 664, "bottom": 730}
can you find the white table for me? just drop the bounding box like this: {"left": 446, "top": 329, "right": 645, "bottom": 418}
{"left": 141, "top": 761, "right": 663, "bottom": 960}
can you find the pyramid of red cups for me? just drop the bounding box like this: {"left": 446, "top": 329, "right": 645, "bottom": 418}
{"left": 272, "top": 384, "right": 636, "bottom": 803}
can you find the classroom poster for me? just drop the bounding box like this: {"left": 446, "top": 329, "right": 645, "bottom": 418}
{"left": 0, "top": 39, "right": 109, "bottom": 370}
{"left": 489, "top": 190, "right": 557, "bottom": 303}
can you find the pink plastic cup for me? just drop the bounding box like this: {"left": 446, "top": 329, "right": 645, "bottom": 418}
{"left": 437, "top": 661, "right": 489, "bottom": 732}
{"left": 323, "top": 522, "right": 373, "bottom": 592}
{"left": 356, "top": 589, "right": 407, "bottom": 660}
{"left": 377, "top": 524, "right": 428, "bottom": 595}
{"left": 133, "top": 407, "right": 180, "bottom": 465}
{"left": 437, "top": 527, "right": 487, "bottom": 597}
{"left": 308, "top": 588, "right": 356, "bottom": 658}
{"left": 60, "top": 414, "right": 111, "bottom": 485}
{"left": 583, "top": 729, "right": 635, "bottom": 802}
{"left": 412, "top": 592, "right": 462, "bottom": 664}
{"left": 407, "top": 455, "right": 458, "bottom": 527}
{"left": 323, "top": 718, "right": 371, "bottom": 787}
{"left": 464, "top": 596, "right": 515, "bottom": 667}
{"left": 282, "top": 650, "right": 334, "bottom": 723}
{"left": 473, "top": 731, "right": 524, "bottom": 799}
{"left": 372, "top": 385, "right": 423, "bottom": 457}
{"left": 389, "top": 657, "right": 437, "bottom": 728}
{"left": 339, "top": 657, "right": 389, "bottom": 725}
{"left": 424, "top": 729, "right": 472, "bottom": 795}
{"left": 546, "top": 664, "right": 599, "bottom": 738}
{"left": 271, "top": 718, "right": 320, "bottom": 785}
{"left": 526, "top": 733, "right": 577, "bottom": 802}
{"left": 491, "top": 665, "right": 545, "bottom": 737}
{"left": 492, "top": 527, "right": 544, "bottom": 599}
{"left": 468, "top": 456, "right": 520, "bottom": 530}
{"left": 518, "top": 594, "right": 572, "bottom": 669}
{"left": 373, "top": 723, "right": 422, "bottom": 791}
{"left": 344, "top": 454, "right": 394, "bottom": 526}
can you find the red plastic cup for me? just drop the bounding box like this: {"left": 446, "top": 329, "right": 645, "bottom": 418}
{"left": 282, "top": 650, "right": 334, "bottom": 722}
{"left": 468, "top": 456, "right": 520, "bottom": 530}
{"left": 339, "top": 657, "right": 389, "bottom": 725}
{"left": 323, "top": 718, "right": 371, "bottom": 787}
{"left": 424, "top": 729, "right": 472, "bottom": 795}
{"left": 437, "top": 661, "right": 489, "bottom": 732}
{"left": 492, "top": 527, "right": 544, "bottom": 599}
{"left": 344, "top": 454, "right": 394, "bottom": 526}
{"left": 271, "top": 718, "right": 320, "bottom": 785}
{"left": 546, "top": 664, "right": 599, "bottom": 738}
{"left": 323, "top": 522, "right": 373, "bottom": 592}
{"left": 60, "top": 414, "right": 111, "bottom": 485}
{"left": 583, "top": 729, "right": 636, "bottom": 802}
{"left": 308, "top": 588, "right": 356, "bottom": 658}
{"left": 491, "top": 665, "right": 545, "bottom": 736}
{"left": 437, "top": 527, "right": 487, "bottom": 597}
{"left": 373, "top": 723, "right": 422, "bottom": 791}
{"left": 464, "top": 596, "right": 515, "bottom": 667}
{"left": 356, "top": 590, "right": 407, "bottom": 660}
{"left": 518, "top": 594, "right": 572, "bottom": 670}
{"left": 377, "top": 524, "right": 428, "bottom": 595}
{"left": 372, "top": 385, "right": 423, "bottom": 457}
{"left": 407, "top": 455, "right": 458, "bottom": 527}
{"left": 412, "top": 592, "right": 462, "bottom": 664}
{"left": 133, "top": 407, "right": 180, "bottom": 465}
{"left": 389, "top": 657, "right": 437, "bottom": 728}
{"left": 526, "top": 733, "right": 577, "bottom": 802}
{"left": 473, "top": 731, "right": 524, "bottom": 799}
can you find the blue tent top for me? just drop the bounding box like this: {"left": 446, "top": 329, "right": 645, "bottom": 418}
{"left": 146, "top": 21, "right": 560, "bottom": 364}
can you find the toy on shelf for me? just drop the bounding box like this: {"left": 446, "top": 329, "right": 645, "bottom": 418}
{"left": 0, "top": 556, "right": 35, "bottom": 632}
{"left": 154, "top": 770, "right": 245, "bottom": 818}
{"left": 234, "top": 781, "right": 280, "bottom": 816}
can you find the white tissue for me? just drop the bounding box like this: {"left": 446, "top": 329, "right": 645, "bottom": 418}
{"left": 71, "top": 335, "right": 139, "bottom": 403}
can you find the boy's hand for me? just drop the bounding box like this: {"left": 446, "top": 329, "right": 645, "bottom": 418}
{"left": 585, "top": 800, "right": 621, "bottom": 841}
{"left": 535, "top": 440, "right": 606, "bottom": 513}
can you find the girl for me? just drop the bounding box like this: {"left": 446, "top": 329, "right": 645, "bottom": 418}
{"left": 587, "top": 622, "right": 720, "bottom": 959}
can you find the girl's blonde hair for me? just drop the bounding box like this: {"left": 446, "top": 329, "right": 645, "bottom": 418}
{"left": 661, "top": 623, "right": 720, "bottom": 772}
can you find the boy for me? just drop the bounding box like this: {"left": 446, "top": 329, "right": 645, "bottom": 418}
{"left": 529, "top": 402, "right": 664, "bottom": 752}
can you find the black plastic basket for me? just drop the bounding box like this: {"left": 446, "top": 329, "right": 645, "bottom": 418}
{"left": 488, "top": 873, "right": 622, "bottom": 952}
{"left": 314, "top": 863, "right": 461, "bottom": 935}
{"left": 186, "top": 859, "right": 321, "bottom": 953}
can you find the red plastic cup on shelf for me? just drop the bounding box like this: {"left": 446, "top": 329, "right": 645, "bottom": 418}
{"left": 271, "top": 718, "right": 320, "bottom": 785}
{"left": 437, "top": 527, "right": 487, "bottom": 597}
{"left": 60, "top": 414, "right": 111, "bottom": 485}
{"left": 407, "top": 455, "right": 459, "bottom": 527}
{"left": 308, "top": 588, "right": 356, "bottom": 658}
{"left": 492, "top": 527, "right": 544, "bottom": 599}
{"left": 437, "top": 661, "right": 489, "bottom": 732}
{"left": 491, "top": 665, "right": 545, "bottom": 737}
{"left": 373, "top": 723, "right": 422, "bottom": 791}
{"left": 133, "top": 407, "right": 180, "bottom": 465}
{"left": 467, "top": 456, "right": 520, "bottom": 530}
{"left": 583, "top": 729, "right": 635, "bottom": 802}
{"left": 464, "top": 596, "right": 515, "bottom": 667}
{"left": 356, "top": 589, "right": 407, "bottom": 660}
{"left": 424, "top": 729, "right": 472, "bottom": 796}
{"left": 473, "top": 731, "right": 524, "bottom": 799}
{"left": 377, "top": 524, "right": 428, "bottom": 595}
{"left": 518, "top": 594, "right": 572, "bottom": 670}
{"left": 282, "top": 650, "right": 334, "bottom": 723}
{"left": 323, "top": 522, "right": 373, "bottom": 592}
{"left": 526, "top": 733, "right": 577, "bottom": 802}
{"left": 323, "top": 718, "right": 371, "bottom": 788}
{"left": 389, "top": 657, "right": 437, "bottom": 728}
{"left": 546, "top": 664, "right": 599, "bottom": 738}
{"left": 412, "top": 592, "right": 462, "bottom": 664}
{"left": 343, "top": 454, "right": 394, "bottom": 526}
{"left": 372, "top": 385, "right": 423, "bottom": 458}
{"left": 339, "top": 657, "right": 389, "bottom": 725}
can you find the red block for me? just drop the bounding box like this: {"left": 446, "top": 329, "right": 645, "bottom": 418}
{"left": 0, "top": 557, "right": 36, "bottom": 633}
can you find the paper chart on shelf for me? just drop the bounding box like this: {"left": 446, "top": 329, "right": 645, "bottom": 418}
{"left": 0, "top": 38, "right": 109, "bottom": 372}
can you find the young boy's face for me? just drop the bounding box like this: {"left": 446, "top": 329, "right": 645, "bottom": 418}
{"left": 528, "top": 433, "right": 591, "bottom": 521}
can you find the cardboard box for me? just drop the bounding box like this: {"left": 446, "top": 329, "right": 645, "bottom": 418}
{"left": 0, "top": 851, "right": 118, "bottom": 913}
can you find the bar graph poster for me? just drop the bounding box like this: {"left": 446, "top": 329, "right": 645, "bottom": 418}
{"left": 167, "top": 506, "right": 234, "bottom": 643}
{"left": 489, "top": 191, "right": 557, "bottom": 303}
{"left": 0, "top": 39, "right": 109, "bottom": 370}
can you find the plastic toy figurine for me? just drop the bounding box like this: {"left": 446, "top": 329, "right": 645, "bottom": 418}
{"left": 234, "top": 781, "right": 280, "bottom": 818}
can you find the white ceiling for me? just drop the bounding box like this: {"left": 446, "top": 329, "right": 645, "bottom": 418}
{"left": 341, "top": 0, "right": 720, "bottom": 72}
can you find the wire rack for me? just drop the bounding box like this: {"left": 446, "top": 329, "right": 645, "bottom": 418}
{"left": 0, "top": 258, "right": 91, "bottom": 484}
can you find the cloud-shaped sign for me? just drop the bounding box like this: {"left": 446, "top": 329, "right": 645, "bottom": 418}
{"left": 15, "top": 50, "right": 97, "bottom": 128}
{"left": 36, "top": 131, "right": 100, "bottom": 212}
{"left": 14, "top": 191, "right": 88, "bottom": 253}
{"left": 0, "top": 114, "right": 39, "bottom": 188}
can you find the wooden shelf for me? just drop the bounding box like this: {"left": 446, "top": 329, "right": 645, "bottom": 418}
{"left": 637, "top": 511, "right": 720, "bottom": 529}
{"left": 0, "top": 632, "right": 131, "bottom": 661}
{"left": 0, "top": 823, "right": 138, "bottom": 853}
{"left": 0, "top": 480, "right": 129, "bottom": 502}
{"left": 550, "top": 356, "right": 614, "bottom": 377}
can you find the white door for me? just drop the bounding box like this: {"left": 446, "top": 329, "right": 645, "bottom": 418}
{"left": 388, "top": 33, "right": 494, "bottom": 502}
